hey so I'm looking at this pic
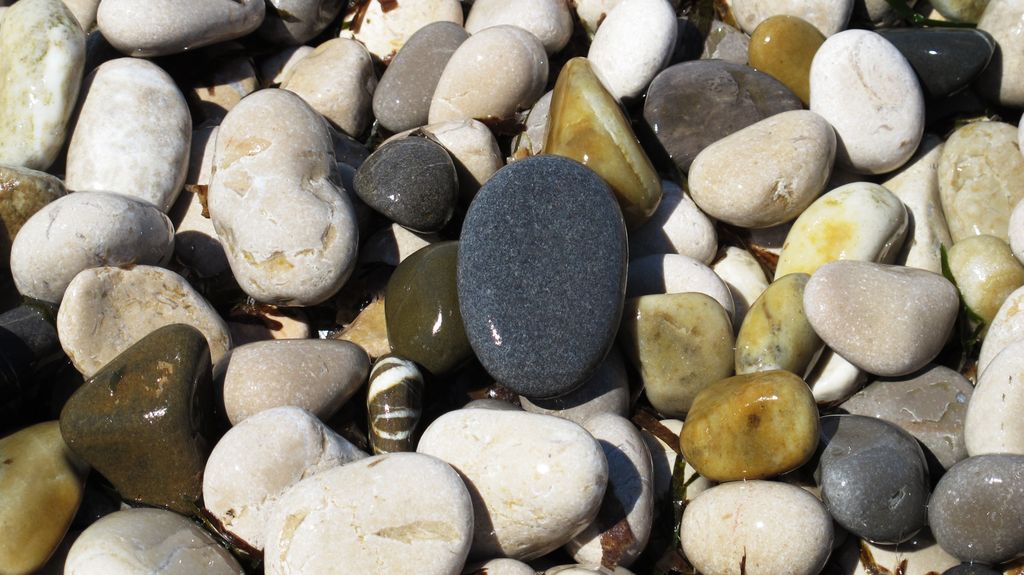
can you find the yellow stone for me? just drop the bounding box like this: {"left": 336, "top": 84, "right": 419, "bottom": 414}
{"left": 680, "top": 370, "right": 819, "bottom": 482}
{"left": 0, "top": 421, "right": 89, "bottom": 575}
{"left": 544, "top": 57, "right": 661, "bottom": 228}
{"left": 748, "top": 15, "right": 824, "bottom": 105}
{"left": 736, "top": 273, "right": 823, "bottom": 376}
{"left": 948, "top": 235, "right": 1024, "bottom": 336}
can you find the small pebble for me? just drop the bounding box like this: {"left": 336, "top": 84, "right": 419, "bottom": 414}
{"left": 748, "top": 15, "right": 825, "bottom": 104}
{"left": 465, "top": 0, "right": 573, "bottom": 55}
{"left": 628, "top": 180, "right": 718, "bottom": 264}
{"left": 728, "top": 0, "right": 854, "bottom": 36}
{"left": 735, "top": 273, "right": 823, "bottom": 377}
{"left": 877, "top": 28, "right": 995, "bottom": 99}
{"left": 587, "top": 0, "right": 677, "bottom": 101}
{"left": 965, "top": 340, "right": 1024, "bottom": 456}
{"left": 626, "top": 253, "right": 735, "bottom": 316}
{"left": 0, "top": 165, "right": 65, "bottom": 268}
{"left": 930, "top": 0, "right": 991, "bottom": 22}
{"left": 711, "top": 246, "right": 770, "bottom": 333}
{"left": 832, "top": 529, "right": 961, "bottom": 575}
{"left": 883, "top": 134, "right": 952, "bottom": 274}
{"left": 338, "top": 0, "right": 463, "bottom": 63}
{"left": 366, "top": 354, "right": 425, "bottom": 455}
{"left": 281, "top": 38, "right": 377, "bottom": 138}
{"left": 948, "top": 235, "right": 1024, "bottom": 333}
{"left": 978, "top": 285, "right": 1024, "bottom": 374}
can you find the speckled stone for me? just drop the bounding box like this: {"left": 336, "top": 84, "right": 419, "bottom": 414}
{"left": 0, "top": 165, "right": 65, "bottom": 268}
{"left": 257, "top": 0, "right": 343, "bottom": 45}
{"left": 949, "top": 235, "right": 1024, "bottom": 334}
{"left": 458, "top": 156, "right": 627, "bottom": 399}
{"left": 97, "top": 0, "right": 263, "bottom": 57}
{"left": 929, "top": 454, "right": 1024, "bottom": 564}
{"left": 519, "top": 346, "right": 630, "bottom": 425}
{"left": 877, "top": 28, "right": 995, "bottom": 99}
{"left": 367, "top": 354, "right": 424, "bottom": 455}
{"left": 60, "top": 324, "right": 214, "bottom": 515}
{"left": 817, "top": 415, "right": 931, "bottom": 544}
{"left": 883, "top": 134, "right": 952, "bottom": 274}
{"left": 748, "top": 15, "right": 825, "bottom": 104}
{"left": 643, "top": 60, "right": 801, "bottom": 173}
{"left": 736, "top": 273, "right": 823, "bottom": 377}
{"left": 965, "top": 340, "right": 1024, "bottom": 456}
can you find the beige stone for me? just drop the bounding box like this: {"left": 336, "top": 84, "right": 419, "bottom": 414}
{"left": 831, "top": 529, "right": 960, "bottom": 575}
{"left": 977, "top": 0, "right": 1024, "bottom": 107}
{"left": 97, "top": 0, "right": 264, "bottom": 57}
{"left": 0, "top": 165, "right": 66, "bottom": 267}
{"left": 282, "top": 38, "right": 377, "bottom": 138}
{"left": 806, "top": 348, "right": 866, "bottom": 405}
{"left": 339, "top": 0, "right": 463, "bottom": 63}
{"left": 883, "top": 135, "right": 952, "bottom": 274}
{"left": 187, "top": 50, "right": 258, "bottom": 122}
{"left": 520, "top": 347, "right": 630, "bottom": 425}
{"left": 736, "top": 273, "right": 823, "bottom": 377}
{"left": 711, "top": 246, "right": 770, "bottom": 333}
{"left": 729, "top": 0, "right": 854, "bottom": 35}
{"left": 626, "top": 253, "right": 735, "bottom": 317}
{"left": 258, "top": 45, "right": 314, "bottom": 88}
{"left": 630, "top": 180, "right": 718, "bottom": 264}
{"left": 466, "top": 0, "right": 573, "bottom": 54}
{"left": 949, "top": 235, "right": 1024, "bottom": 334}
{"left": 588, "top": 0, "right": 677, "bottom": 100}
{"left": 979, "top": 285, "right": 1024, "bottom": 373}
{"left": 966, "top": 340, "right": 1024, "bottom": 456}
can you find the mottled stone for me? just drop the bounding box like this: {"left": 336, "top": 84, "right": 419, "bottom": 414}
{"left": 736, "top": 273, "right": 823, "bottom": 377}
{"left": 465, "top": 0, "right": 573, "bottom": 54}
{"left": 748, "top": 15, "right": 825, "bottom": 104}
{"left": 949, "top": 235, "right": 1024, "bottom": 333}
{"left": 626, "top": 254, "right": 735, "bottom": 316}
{"left": 258, "top": 0, "right": 343, "bottom": 45}
{"left": 877, "top": 28, "right": 995, "bottom": 99}
{"left": 711, "top": 246, "right": 770, "bottom": 333}
{"left": 282, "top": 38, "right": 377, "bottom": 137}
{"left": 966, "top": 340, "right": 1024, "bottom": 456}
{"left": 977, "top": 0, "right": 1024, "bottom": 107}
{"left": 338, "top": 0, "right": 463, "bottom": 63}
{"left": 0, "top": 165, "right": 65, "bottom": 267}
{"left": 519, "top": 347, "right": 630, "bottom": 425}
{"left": 728, "top": 0, "right": 854, "bottom": 35}
{"left": 628, "top": 180, "right": 717, "bottom": 264}
{"left": 883, "top": 135, "right": 952, "bottom": 274}
{"left": 587, "top": 0, "right": 677, "bottom": 100}
{"left": 97, "top": 0, "right": 263, "bottom": 57}
{"left": 979, "top": 285, "right": 1024, "bottom": 374}
{"left": 367, "top": 354, "right": 424, "bottom": 455}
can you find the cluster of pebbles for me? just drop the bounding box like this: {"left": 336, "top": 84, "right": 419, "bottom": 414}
{"left": 2, "top": 0, "right": 1024, "bottom": 574}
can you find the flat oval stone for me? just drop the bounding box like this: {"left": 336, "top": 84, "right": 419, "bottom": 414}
{"left": 372, "top": 22, "right": 468, "bottom": 133}
{"left": 339, "top": 0, "right": 463, "bottom": 63}
{"left": 688, "top": 109, "right": 836, "bottom": 229}
{"left": 681, "top": 481, "right": 833, "bottom": 575}
{"left": 629, "top": 180, "right": 717, "bottom": 264}
{"left": 65, "top": 508, "right": 243, "bottom": 574}
{"left": 458, "top": 156, "right": 626, "bottom": 398}
{"left": 748, "top": 15, "right": 825, "bottom": 104}
{"left": 625, "top": 254, "right": 735, "bottom": 316}
{"left": 257, "top": 0, "right": 343, "bottom": 45}
{"left": 10, "top": 192, "right": 173, "bottom": 303}
{"left": 367, "top": 354, "right": 424, "bottom": 455}
{"left": 619, "top": 293, "right": 734, "bottom": 418}
{"left": 728, "top": 0, "right": 853, "bottom": 36}
{"left": 929, "top": 454, "right": 1024, "bottom": 564}
{"left": 979, "top": 285, "right": 1024, "bottom": 374}
{"left": 810, "top": 30, "right": 925, "bottom": 174}
{"left": 0, "top": 421, "right": 88, "bottom": 575}
{"left": 977, "top": 0, "right": 1024, "bottom": 107}
{"left": 966, "top": 340, "right": 1024, "bottom": 456}
{"left": 736, "top": 273, "right": 823, "bottom": 377}
{"left": 877, "top": 28, "right": 995, "bottom": 99}
{"left": 0, "top": 165, "right": 65, "bottom": 268}
{"left": 681, "top": 370, "right": 819, "bottom": 481}
{"left": 203, "top": 406, "right": 366, "bottom": 550}
{"left": 949, "top": 235, "right": 1024, "bottom": 333}
{"left": 0, "top": 0, "right": 85, "bottom": 171}
{"left": 417, "top": 409, "right": 608, "bottom": 560}
{"left": 804, "top": 260, "right": 958, "bottom": 377}
{"left": 282, "top": 38, "right": 377, "bottom": 138}
{"left": 520, "top": 346, "right": 630, "bottom": 425}
{"left": 938, "top": 122, "right": 1024, "bottom": 243}
{"left": 883, "top": 134, "right": 952, "bottom": 274}
{"left": 818, "top": 414, "right": 931, "bottom": 544}
{"left": 643, "top": 60, "right": 802, "bottom": 173}
{"left": 587, "top": 0, "right": 677, "bottom": 100}
{"left": 97, "top": 0, "right": 264, "bottom": 57}
{"left": 465, "top": 0, "right": 573, "bottom": 54}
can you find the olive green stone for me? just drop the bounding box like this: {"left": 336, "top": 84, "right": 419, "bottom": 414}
{"left": 59, "top": 324, "right": 214, "bottom": 515}
{"left": 748, "top": 15, "right": 824, "bottom": 105}
{"left": 385, "top": 241, "right": 471, "bottom": 376}
{"left": 0, "top": 164, "right": 65, "bottom": 267}
{"left": 947, "top": 235, "right": 1024, "bottom": 336}
{"left": 736, "top": 273, "right": 823, "bottom": 377}
{"left": 619, "top": 292, "right": 734, "bottom": 418}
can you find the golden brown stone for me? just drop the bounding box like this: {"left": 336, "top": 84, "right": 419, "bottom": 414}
{"left": 748, "top": 15, "right": 824, "bottom": 105}
{"left": 0, "top": 165, "right": 65, "bottom": 267}
{"left": 735, "top": 273, "right": 823, "bottom": 376}
{"left": 948, "top": 235, "right": 1024, "bottom": 336}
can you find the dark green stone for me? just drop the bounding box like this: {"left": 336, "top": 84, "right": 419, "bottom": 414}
{"left": 59, "top": 324, "right": 215, "bottom": 515}
{"left": 385, "top": 241, "right": 471, "bottom": 376}
{"left": 877, "top": 28, "right": 995, "bottom": 100}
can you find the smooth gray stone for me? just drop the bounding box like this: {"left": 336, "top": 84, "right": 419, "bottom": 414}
{"left": 877, "top": 28, "right": 995, "bottom": 99}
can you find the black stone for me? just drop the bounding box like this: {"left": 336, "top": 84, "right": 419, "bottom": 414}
{"left": 877, "top": 28, "right": 996, "bottom": 99}
{"left": 458, "top": 156, "right": 627, "bottom": 399}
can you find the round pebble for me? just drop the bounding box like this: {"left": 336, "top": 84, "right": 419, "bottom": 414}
{"left": 366, "top": 354, "right": 425, "bottom": 455}
{"left": 748, "top": 15, "right": 825, "bottom": 104}
{"left": 735, "top": 272, "right": 823, "bottom": 377}
{"left": 628, "top": 180, "right": 718, "bottom": 264}
{"left": 948, "top": 235, "right": 1024, "bottom": 333}
{"left": 281, "top": 38, "right": 377, "bottom": 138}
{"left": 465, "top": 0, "right": 573, "bottom": 55}
{"left": 626, "top": 254, "right": 735, "bottom": 316}
{"left": 979, "top": 285, "right": 1024, "bottom": 374}
{"left": 587, "top": 0, "right": 677, "bottom": 101}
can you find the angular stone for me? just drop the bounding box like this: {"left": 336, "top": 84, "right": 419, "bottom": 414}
{"left": 883, "top": 134, "right": 952, "bottom": 274}
{"left": 587, "top": 0, "right": 677, "bottom": 100}
{"left": 338, "top": 0, "right": 463, "bottom": 63}
{"left": 519, "top": 347, "right": 630, "bottom": 425}
{"left": 728, "top": 0, "right": 854, "bottom": 36}
{"left": 96, "top": 0, "right": 264, "bottom": 57}
{"left": 736, "top": 273, "right": 823, "bottom": 377}
{"left": 281, "top": 38, "right": 377, "bottom": 138}
{"left": 367, "top": 354, "right": 424, "bottom": 455}
{"left": 877, "top": 28, "right": 995, "bottom": 99}
{"left": 949, "top": 235, "right": 1024, "bottom": 334}
{"left": 748, "top": 15, "right": 825, "bottom": 104}
{"left": 257, "top": 0, "right": 343, "bottom": 45}
{"left": 965, "top": 340, "right": 1024, "bottom": 456}
{"left": 0, "top": 165, "right": 65, "bottom": 268}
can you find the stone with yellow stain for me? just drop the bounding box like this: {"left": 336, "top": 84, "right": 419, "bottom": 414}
{"left": 620, "top": 293, "right": 735, "bottom": 418}
{"left": 0, "top": 421, "right": 88, "bottom": 575}
{"left": 948, "top": 235, "right": 1024, "bottom": 336}
{"left": 545, "top": 58, "right": 661, "bottom": 228}
{"left": 736, "top": 273, "right": 823, "bottom": 377}
{"left": 680, "top": 370, "right": 819, "bottom": 481}
{"left": 748, "top": 15, "right": 825, "bottom": 104}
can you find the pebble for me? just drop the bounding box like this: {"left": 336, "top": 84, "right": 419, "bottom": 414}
{"left": 688, "top": 110, "right": 836, "bottom": 229}
{"left": 221, "top": 338, "right": 368, "bottom": 425}
{"left": 60, "top": 324, "right": 214, "bottom": 514}
{"left": 361, "top": 223, "right": 437, "bottom": 266}
{"left": 620, "top": 293, "right": 735, "bottom": 418}
{"left": 748, "top": 15, "right": 825, "bottom": 104}
{"left": 203, "top": 406, "right": 367, "bottom": 550}
{"left": 96, "top": 0, "right": 264, "bottom": 57}
{"left": 728, "top": 0, "right": 854, "bottom": 36}
{"left": 367, "top": 354, "right": 425, "bottom": 455}
{"left": 465, "top": 0, "right": 573, "bottom": 54}
{"left": 209, "top": 89, "right": 358, "bottom": 306}
{"left": 458, "top": 156, "right": 626, "bottom": 399}
{"left": 63, "top": 0, "right": 99, "bottom": 31}
{"left": 417, "top": 409, "right": 608, "bottom": 560}
{"left": 965, "top": 340, "right": 1024, "bottom": 456}
{"left": 10, "top": 192, "right": 173, "bottom": 304}
{"left": 928, "top": 454, "right": 1024, "bottom": 564}
{"left": 258, "top": 45, "right": 314, "bottom": 88}
{"left": 681, "top": 480, "right": 834, "bottom": 575}
{"left": 587, "top": 0, "right": 677, "bottom": 101}
{"left": 0, "top": 165, "right": 65, "bottom": 268}
{"left": 257, "top": 0, "right": 343, "bottom": 45}
{"left": 806, "top": 348, "right": 867, "bottom": 406}
{"left": 0, "top": 0, "right": 85, "bottom": 171}
{"left": 711, "top": 246, "right": 770, "bottom": 332}
{"left": 519, "top": 347, "right": 630, "bottom": 425}
{"left": 930, "top": 0, "right": 991, "bottom": 22}
{"left": 938, "top": 122, "right": 1024, "bottom": 243}
{"left": 979, "top": 285, "right": 1024, "bottom": 374}
{"left": 949, "top": 235, "right": 1024, "bottom": 332}
{"left": 810, "top": 30, "right": 925, "bottom": 174}
{"left": 65, "top": 508, "right": 243, "bottom": 574}
{"left": 372, "top": 22, "right": 468, "bottom": 133}
{"left": 883, "top": 134, "right": 952, "bottom": 274}
{"left": 701, "top": 19, "right": 750, "bottom": 64}
{"left": 977, "top": 0, "right": 1024, "bottom": 107}
{"left": 573, "top": 0, "right": 622, "bottom": 36}
{"left": 339, "top": 0, "right": 463, "bottom": 63}
{"left": 1015, "top": 198, "right": 1024, "bottom": 264}
{"left": 832, "top": 529, "right": 961, "bottom": 575}
{"left": 0, "top": 421, "right": 88, "bottom": 575}
{"left": 877, "top": 28, "right": 995, "bottom": 99}
{"left": 186, "top": 48, "right": 258, "bottom": 122}
{"left": 281, "top": 38, "right": 377, "bottom": 138}
{"left": 638, "top": 418, "right": 713, "bottom": 507}
{"left": 625, "top": 254, "right": 736, "bottom": 317}
{"left": 818, "top": 414, "right": 931, "bottom": 544}
{"left": 545, "top": 566, "right": 635, "bottom": 575}
{"left": 412, "top": 120, "right": 503, "bottom": 201}
{"left": 804, "top": 260, "right": 958, "bottom": 377}
{"left": 334, "top": 296, "right": 391, "bottom": 359}
{"left": 429, "top": 25, "right": 548, "bottom": 125}
{"left": 172, "top": 188, "right": 230, "bottom": 280}
{"left": 681, "top": 370, "right": 818, "bottom": 481}
{"left": 628, "top": 180, "right": 718, "bottom": 264}
{"left": 56, "top": 265, "right": 231, "bottom": 377}
{"left": 736, "top": 273, "right": 823, "bottom": 377}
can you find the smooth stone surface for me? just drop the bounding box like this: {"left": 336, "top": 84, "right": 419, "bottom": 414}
{"left": 60, "top": 325, "right": 214, "bottom": 514}
{"left": 938, "top": 122, "right": 1024, "bottom": 243}
{"left": 458, "top": 156, "right": 626, "bottom": 399}
{"left": 810, "top": 30, "right": 925, "bottom": 174}
{"left": 930, "top": 0, "right": 991, "bottom": 21}
{"left": 97, "top": 0, "right": 263, "bottom": 57}
{"left": 628, "top": 180, "right": 717, "bottom": 264}
{"left": 1013, "top": 197, "right": 1024, "bottom": 264}
{"left": 929, "top": 454, "right": 1024, "bottom": 564}
{"left": 10, "top": 192, "right": 173, "bottom": 303}
{"left": 0, "top": 421, "right": 88, "bottom": 575}
{"left": 372, "top": 22, "right": 468, "bottom": 133}
{"left": 64, "top": 508, "right": 243, "bottom": 574}
{"left": 736, "top": 273, "right": 823, "bottom": 377}
{"left": 883, "top": 134, "right": 952, "bottom": 274}
{"left": 729, "top": 0, "right": 854, "bottom": 35}
{"left": 979, "top": 285, "right": 1024, "bottom": 374}
{"left": 587, "top": 0, "right": 677, "bottom": 100}
{"left": 545, "top": 57, "right": 661, "bottom": 229}
{"left": 643, "top": 60, "right": 802, "bottom": 173}
{"left": 418, "top": 409, "right": 608, "bottom": 561}
{"left": 282, "top": 38, "right": 377, "bottom": 138}
{"left": 943, "top": 565, "right": 1004, "bottom": 575}
{"left": 0, "top": 165, "right": 66, "bottom": 267}
{"left": 258, "top": 45, "right": 314, "bottom": 88}
{"left": 56, "top": 265, "right": 231, "bottom": 377}
{"left": 818, "top": 415, "right": 931, "bottom": 544}
{"left": 711, "top": 246, "right": 770, "bottom": 333}
{"left": 338, "top": 0, "right": 463, "bottom": 63}
{"left": 226, "top": 304, "right": 311, "bottom": 347}
{"left": 877, "top": 28, "right": 995, "bottom": 99}
{"left": 257, "top": 0, "right": 343, "bottom": 45}
{"left": 367, "top": 354, "right": 424, "bottom": 455}
{"left": 203, "top": 406, "right": 366, "bottom": 550}
{"left": 966, "top": 340, "right": 1024, "bottom": 456}
{"left": 221, "top": 338, "right": 368, "bottom": 425}
{"left": 361, "top": 223, "right": 437, "bottom": 266}
{"left": 949, "top": 235, "right": 1024, "bottom": 332}
{"left": 842, "top": 364, "right": 973, "bottom": 470}
{"left": 701, "top": 19, "right": 750, "bottom": 64}
{"left": 465, "top": 0, "right": 573, "bottom": 54}
{"left": 414, "top": 120, "right": 503, "bottom": 201}
{"left": 748, "top": 15, "right": 825, "bottom": 104}
{"left": 186, "top": 49, "right": 258, "bottom": 122}
{"left": 681, "top": 370, "right": 819, "bottom": 481}
{"left": 833, "top": 529, "right": 961, "bottom": 575}
{"left": 573, "top": 0, "right": 623, "bottom": 36}
{"left": 977, "top": 0, "right": 1024, "bottom": 107}
{"left": 807, "top": 348, "right": 867, "bottom": 406}
{"left": 638, "top": 418, "right": 712, "bottom": 508}
{"left": 620, "top": 293, "right": 734, "bottom": 418}
{"left": 0, "top": 0, "right": 85, "bottom": 170}
{"left": 681, "top": 481, "right": 834, "bottom": 575}
{"left": 625, "top": 254, "right": 735, "bottom": 316}
{"left": 172, "top": 187, "right": 230, "bottom": 280}
{"left": 464, "top": 559, "right": 536, "bottom": 575}
{"left": 519, "top": 347, "right": 630, "bottom": 425}
{"left": 209, "top": 89, "right": 358, "bottom": 306}
{"left": 688, "top": 110, "right": 836, "bottom": 229}
{"left": 429, "top": 26, "right": 547, "bottom": 124}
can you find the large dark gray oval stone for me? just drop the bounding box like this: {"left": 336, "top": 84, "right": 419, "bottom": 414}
{"left": 458, "top": 155, "right": 627, "bottom": 399}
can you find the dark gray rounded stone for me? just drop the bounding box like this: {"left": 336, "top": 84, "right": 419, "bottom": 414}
{"left": 816, "top": 414, "right": 930, "bottom": 545}
{"left": 372, "top": 21, "right": 469, "bottom": 133}
{"left": 457, "top": 155, "right": 627, "bottom": 399}
{"left": 942, "top": 565, "right": 1003, "bottom": 575}
{"left": 643, "top": 60, "right": 801, "bottom": 173}
{"left": 353, "top": 136, "right": 458, "bottom": 233}
{"left": 877, "top": 28, "right": 995, "bottom": 100}
{"left": 929, "top": 454, "right": 1024, "bottom": 565}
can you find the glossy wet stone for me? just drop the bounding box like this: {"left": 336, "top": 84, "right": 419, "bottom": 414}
{"left": 680, "top": 370, "right": 819, "bottom": 481}
{"left": 877, "top": 28, "right": 995, "bottom": 99}
{"left": 817, "top": 415, "right": 931, "bottom": 545}
{"left": 367, "top": 354, "right": 424, "bottom": 455}
{"left": 458, "top": 156, "right": 627, "bottom": 399}
{"left": 736, "top": 273, "right": 823, "bottom": 377}
{"left": 948, "top": 235, "right": 1024, "bottom": 334}
{"left": 59, "top": 324, "right": 214, "bottom": 515}
{"left": 386, "top": 241, "right": 471, "bottom": 376}
{"left": 748, "top": 15, "right": 825, "bottom": 104}
{"left": 0, "top": 165, "right": 65, "bottom": 268}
